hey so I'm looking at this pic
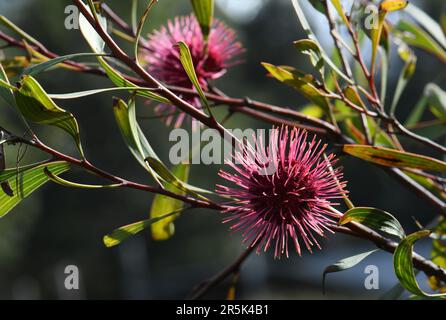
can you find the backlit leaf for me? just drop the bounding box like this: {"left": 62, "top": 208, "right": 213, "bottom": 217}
{"left": 394, "top": 230, "right": 446, "bottom": 298}
{"left": 343, "top": 144, "right": 446, "bottom": 172}
{"left": 0, "top": 161, "right": 70, "bottom": 218}
{"left": 340, "top": 207, "right": 405, "bottom": 239}
{"left": 14, "top": 75, "right": 84, "bottom": 157}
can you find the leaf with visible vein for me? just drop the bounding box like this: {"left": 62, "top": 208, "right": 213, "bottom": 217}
{"left": 340, "top": 207, "right": 405, "bottom": 239}
{"left": 343, "top": 144, "right": 446, "bottom": 172}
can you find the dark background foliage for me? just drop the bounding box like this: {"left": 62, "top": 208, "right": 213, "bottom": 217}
{"left": 0, "top": 0, "right": 444, "bottom": 299}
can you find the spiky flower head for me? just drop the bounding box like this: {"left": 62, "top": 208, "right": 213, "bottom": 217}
{"left": 141, "top": 14, "right": 244, "bottom": 127}
{"left": 217, "top": 127, "right": 347, "bottom": 258}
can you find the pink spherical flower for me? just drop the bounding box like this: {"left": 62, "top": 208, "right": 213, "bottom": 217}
{"left": 217, "top": 127, "right": 347, "bottom": 258}
{"left": 141, "top": 15, "right": 244, "bottom": 127}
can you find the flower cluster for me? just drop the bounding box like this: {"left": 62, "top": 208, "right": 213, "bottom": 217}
{"left": 217, "top": 127, "right": 346, "bottom": 258}
{"left": 141, "top": 15, "right": 244, "bottom": 127}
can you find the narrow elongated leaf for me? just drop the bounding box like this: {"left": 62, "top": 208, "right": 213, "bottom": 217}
{"left": 323, "top": 249, "right": 379, "bottom": 294}
{"left": 145, "top": 157, "right": 208, "bottom": 200}
{"left": 49, "top": 86, "right": 158, "bottom": 100}
{"left": 371, "top": 11, "right": 387, "bottom": 73}
{"left": 390, "top": 44, "right": 417, "bottom": 115}
{"left": 176, "top": 41, "right": 212, "bottom": 114}
{"left": 291, "top": 0, "right": 353, "bottom": 83}
{"left": 23, "top": 53, "right": 106, "bottom": 76}
{"left": 330, "top": 0, "right": 350, "bottom": 27}
{"left": 150, "top": 163, "right": 189, "bottom": 240}
{"left": 134, "top": 0, "right": 157, "bottom": 58}
{"left": 262, "top": 63, "right": 330, "bottom": 111}
{"left": 0, "top": 161, "right": 70, "bottom": 218}
{"left": 14, "top": 75, "right": 84, "bottom": 157}
{"left": 45, "top": 167, "right": 121, "bottom": 189}
{"left": 425, "top": 84, "right": 446, "bottom": 120}
{"left": 394, "top": 230, "right": 446, "bottom": 298}
{"left": 98, "top": 57, "right": 170, "bottom": 104}
{"left": 103, "top": 209, "right": 182, "bottom": 248}
{"left": 0, "top": 63, "right": 15, "bottom": 107}
{"left": 395, "top": 20, "right": 446, "bottom": 63}
{"left": 79, "top": 4, "right": 107, "bottom": 53}
{"left": 191, "top": 0, "right": 214, "bottom": 39}
{"left": 343, "top": 144, "right": 446, "bottom": 172}
{"left": 113, "top": 98, "right": 162, "bottom": 185}
{"left": 0, "top": 15, "right": 44, "bottom": 48}
{"left": 405, "top": 83, "right": 446, "bottom": 126}
{"left": 405, "top": 4, "right": 446, "bottom": 50}
{"left": 340, "top": 207, "right": 406, "bottom": 239}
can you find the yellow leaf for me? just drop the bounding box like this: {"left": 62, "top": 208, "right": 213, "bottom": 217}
{"left": 380, "top": 0, "right": 408, "bottom": 13}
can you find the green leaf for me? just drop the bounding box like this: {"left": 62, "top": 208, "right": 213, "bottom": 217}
{"left": 22, "top": 53, "right": 106, "bottom": 76}
{"left": 308, "top": 0, "right": 326, "bottom": 14}
{"left": 291, "top": 0, "right": 353, "bottom": 83}
{"left": 0, "top": 161, "right": 70, "bottom": 218}
{"left": 343, "top": 144, "right": 446, "bottom": 172}
{"left": 0, "top": 63, "right": 16, "bottom": 107}
{"left": 390, "top": 44, "right": 417, "bottom": 115}
{"left": 134, "top": 0, "right": 157, "bottom": 58}
{"left": 14, "top": 75, "right": 84, "bottom": 157}
{"left": 340, "top": 207, "right": 406, "bottom": 239}
{"left": 191, "top": 0, "right": 214, "bottom": 39}
{"left": 103, "top": 209, "right": 182, "bottom": 248}
{"left": 395, "top": 20, "right": 446, "bottom": 63}
{"left": 150, "top": 163, "right": 189, "bottom": 241}
{"left": 145, "top": 157, "right": 208, "bottom": 200}
{"left": 370, "top": 11, "right": 387, "bottom": 73}
{"left": 293, "top": 39, "right": 324, "bottom": 73}
{"left": 44, "top": 167, "right": 121, "bottom": 189}
{"left": 403, "top": 170, "right": 446, "bottom": 200}
{"left": 262, "top": 63, "right": 330, "bottom": 112}
{"left": 426, "top": 84, "right": 446, "bottom": 120}
{"left": 323, "top": 249, "right": 379, "bottom": 294}
{"left": 405, "top": 3, "right": 446, "bottom": 50}
{"left": 48, "top": 86, "right": 160, "bottom": 100}
{"left": 78, "top": 4, "right": 107, "bottom": 53}
{"left": 394, "top": 230, "right": 446, "bottom": 298}
{"left": 113, "top": 98, "right": 162, "bottom": 185}
{"left": 330, "top": 0, "right": 350, "bottom": 27}
{"left": 0, "top": 15, "right": 44, "bottom": 48}
{"left": 405, "top": 92, "right": 429, "bottom": 126}
{"left": 176, "top": 41, "right": 212, "bottom": 115}
{"left": 98, "top": 57, "right": 170, "bottom": 104}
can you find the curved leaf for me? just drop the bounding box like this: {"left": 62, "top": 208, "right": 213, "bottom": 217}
{"left": 405, "top": 3, "right": 446, "bottom": 50}
{"left": 176, "top": 41, "right": 212, "bottom": 115}
{"left": 14, "top": 75, "right": 84, "bottom": 157}
{"left": 343, "top": 144, "right": 446, "bottom": 172}
{"left": 150, "top": 163, "right": 189, "bottom": 241}
{"left": 103, "top": 209, "right": 183, "bottom": 248}
{"left": 291, "top": 0, "right": 353, "bottom": 83}
{"left": 340, "top": 207, "right": 406, "bottom": 239}
{"left": 113, "top": 98, "right": 162, "bottom": 185}
{"left": 79, "top": 4, "right": 107, "bottom": 53}
{"left": 191, "top": 0, "right": 214, "bottom": 39}
{"left": 22, "top": 53, "right": 106, "bottom": 76}
{"left": 98, "top": 57, "right": 170, "bottom": 104}
{"left": 394, "top": 230, "right": 446, "bottom": 298}
{"left": 0, "top": 161, "right": 70, "bottom": 218}
{"left": 323, "top": 249, "right": 379, "bottom": 294}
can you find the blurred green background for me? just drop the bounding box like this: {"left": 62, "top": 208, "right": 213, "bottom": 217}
{"left": 0, "top": 0, "right": 444, "bottom": 299}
